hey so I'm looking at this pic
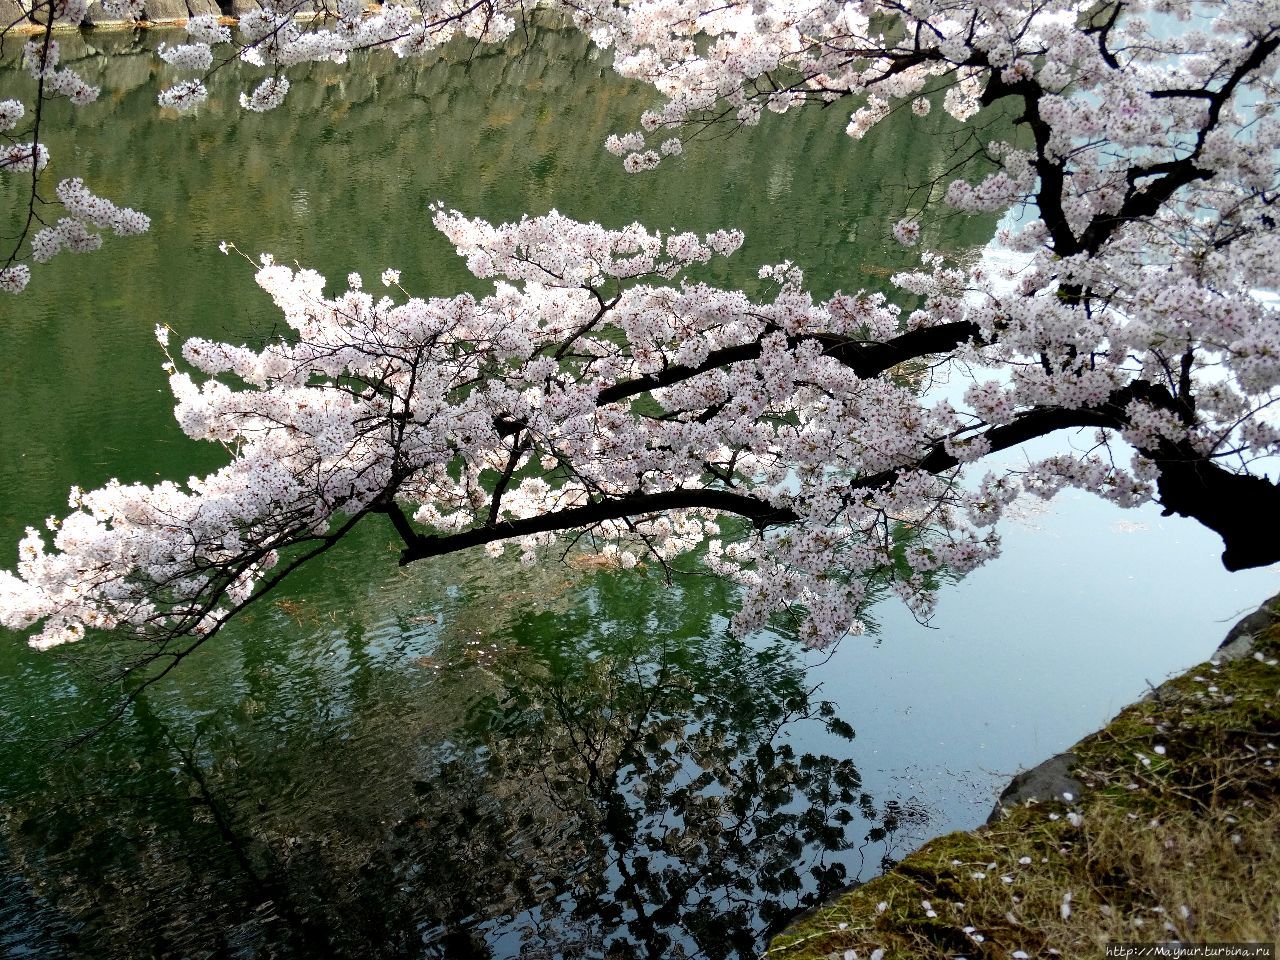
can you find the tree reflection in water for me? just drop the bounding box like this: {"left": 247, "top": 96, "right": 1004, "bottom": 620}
{"left": 2, "top": 568, "right": 919, "bottom": 959}
{"left": 396, "top": 635, "right": 872, "bottom": 958}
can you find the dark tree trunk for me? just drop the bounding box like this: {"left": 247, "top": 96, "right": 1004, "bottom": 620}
{"left": 1154, "top": 454, "right": 1280, "bottom": 570}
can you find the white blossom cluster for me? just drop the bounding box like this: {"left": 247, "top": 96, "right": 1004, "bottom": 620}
{"left": 1, "top": 0, "right": 148, "bottom": 288}
{"left": 158, "top": 80, "right": 210, "bottom": 112}
{"left": 22, "top": 38, "right": 99, "bottom": 105}
{"left": 8, "top": 0, "right": 529, "bottom": 289}
{"left": 0, "top": 209, "right": 926, "bottom": 649}
{"left": 239, "top": 76, "right": 291, "bottom": 111}
{"left": 0, "top": 100, "right": 24, "bottom": 131}
{"left": 3, "top": 0, "right": 1280, "bottom": 652}
{"left": 3, "top": 184, "right": 1278, "bottom": 651}
{"left": 0, "top": 142, "right": 48, "bottom": 173}
{"left": 47, "top": 0, "right": 90, "bottom": 25}
{"left": 100, "top": 0, "right": 145, "bottom": 18}
{"left": 0, "top": 265, "right": 31, "bottom": 294}
{"left": 29, "top": 179, "right": 150, "bottom": 263}
{"left": 186, "top": 13, "right": 232, "bottom": 44}
{"left": 158, "top": 42, "right": 214, "bottom": 72}
{"left": 222, "top": 0, "right": 520, "bottom": 100}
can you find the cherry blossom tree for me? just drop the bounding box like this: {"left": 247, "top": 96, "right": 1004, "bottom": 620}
{"left": 2, "top": 1, "right": 1279, "bottom": 686}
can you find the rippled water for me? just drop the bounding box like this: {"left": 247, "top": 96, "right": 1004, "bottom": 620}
{"left": 0, "top": 23, "right": 1275, "bottom": 959}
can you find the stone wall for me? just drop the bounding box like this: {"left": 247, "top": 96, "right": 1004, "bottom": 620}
{"left": 2, "top": 0, "right": 331, "bottom": 30}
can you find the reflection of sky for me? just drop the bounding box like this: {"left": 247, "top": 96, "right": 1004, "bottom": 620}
{"left": 827, "top": 223, "right": 1278, "bottom": 841}
{"left": 815, "top": 484, "right": 1274, "bottom": 841}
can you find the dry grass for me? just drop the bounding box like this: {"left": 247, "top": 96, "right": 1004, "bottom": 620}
{"left": 767, "top": 609, "right": 1280, "bottom": 960}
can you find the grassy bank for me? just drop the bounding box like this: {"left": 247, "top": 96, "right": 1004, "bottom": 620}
{"left": 768, "top": 597, "right": 1280, "bottom": 959}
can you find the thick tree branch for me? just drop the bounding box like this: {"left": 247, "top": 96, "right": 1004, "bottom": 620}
{"left": 591, "top": 321, "right": 983, "bottom": 412}
{"left": 487, "top": 429, "right": 530, "bottom": 526}
{"left": 417, "top": 378, "right": 1280, "bottom": 573}
{"left": 1150, "top": 444, "right": 1280, "bottom": 571}
{"left": 373, "top": 498, "right": 426, "bottom": 552}
{"left": 397, "top": 489, "right": 800, "bottom": 564}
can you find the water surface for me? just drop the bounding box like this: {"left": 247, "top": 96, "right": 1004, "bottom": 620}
{"left": 0, "top": 24, "right": 1274, "bottom": 959}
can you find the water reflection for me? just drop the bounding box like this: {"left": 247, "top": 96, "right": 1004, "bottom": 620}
{"left": 2, "top": 566, "right": 921, "bottom": 958}
{"left": 0, "top": 21, "right": 997, "bottom": 957}
{"left": 407, "top": 631, "right": 868, "bottom": 958}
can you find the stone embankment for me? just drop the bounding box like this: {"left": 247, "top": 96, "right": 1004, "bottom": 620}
{"left": 1, "top": 0, "right": 333, "bottom": 30}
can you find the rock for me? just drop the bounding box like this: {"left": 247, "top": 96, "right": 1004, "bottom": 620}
{"left": 0, "top": 0, "right": 28, "bottom": 24}
{"left": 987, "top": 751, "right": 1083, "bottom": 822}
{"left": 83, "top": 2, "right": 131, "bottom": 26}
{"left": 1216, "top": 590, "right": 1280, "bottom": 661}
{"left": 185, "top": 0, "right": 219, "bottom": 14}
{"left": 143, "top": 0, "right": 187, "bottom": 19}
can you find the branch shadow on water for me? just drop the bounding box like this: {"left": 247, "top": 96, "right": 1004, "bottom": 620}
{"left": 1, "top": 564, "right": 923, "bottom": 959}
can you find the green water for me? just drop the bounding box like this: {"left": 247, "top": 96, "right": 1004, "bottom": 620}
{"left": 1, "top": 22, "right": 1274, "bottom": 960}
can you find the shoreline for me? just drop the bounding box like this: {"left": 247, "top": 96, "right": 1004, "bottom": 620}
{"left": 768, "top": 591, "right": 1280, "bottom": 958}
